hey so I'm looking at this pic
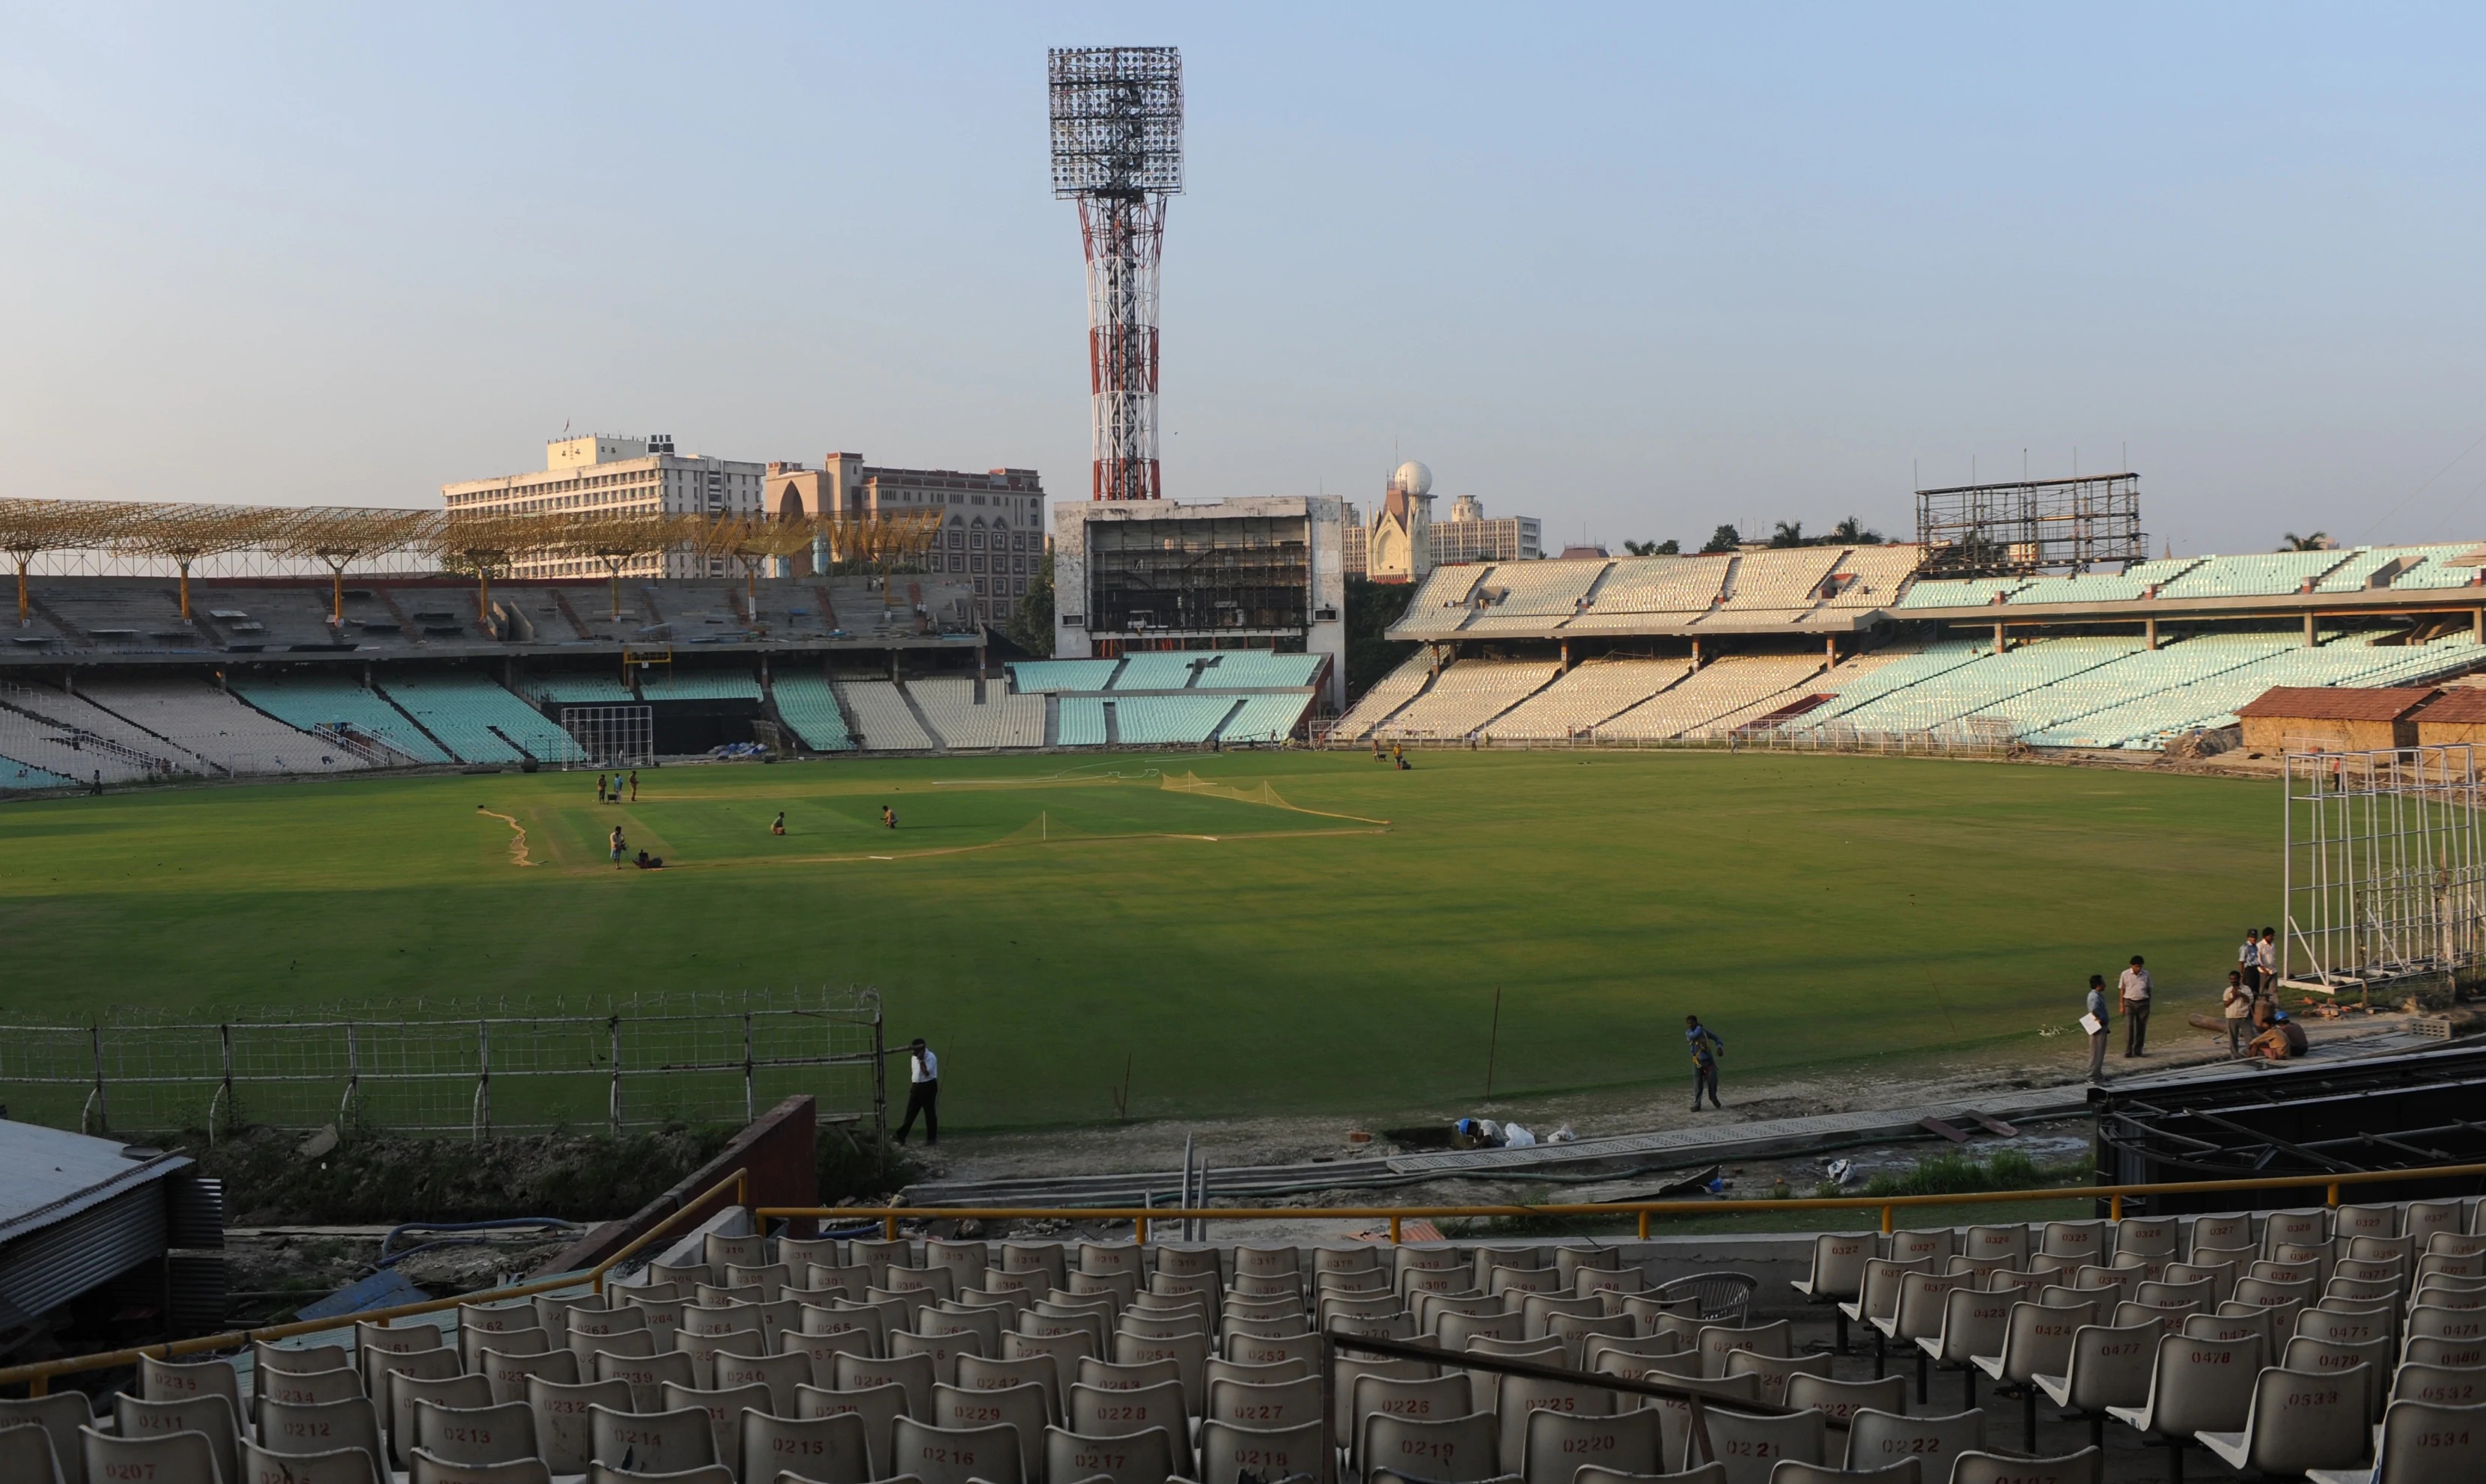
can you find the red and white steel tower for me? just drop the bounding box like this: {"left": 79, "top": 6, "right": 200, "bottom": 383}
{"left": 1049, "top": 46, "right": 1183, "bottom": 501}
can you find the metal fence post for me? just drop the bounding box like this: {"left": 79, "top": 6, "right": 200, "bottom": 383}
{"left": 340, "top": 1022, "right": 359, "bottom": 1136}
{"left": 87, "top": 1023, "right": 107, "bottom": 1135}
{"left": 472, "top": 1020, "right": 491, "bottom": 1142}
{"left": 217, "top": 1023, "right": 234, "bottom": 1144}
{"left": 609, "top": 1015, "right": 622, "bottom": 1138}
{"left": 743, "top": 1011, "right": 755, "bottom": 1124}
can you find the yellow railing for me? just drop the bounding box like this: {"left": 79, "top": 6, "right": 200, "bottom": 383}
{"left": 0, "top": 1170, "right": 746, "bottom": 1397}
{"left": 762, "top": 1158, "right": 2486, "bottom": 1243}
{"left": 8, "top": 1158, "right": 2482, "bottom": 1400}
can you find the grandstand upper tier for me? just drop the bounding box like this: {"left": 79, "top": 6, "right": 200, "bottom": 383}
{"left": 1391, "top": 541, "right": 2486, "bottom": 641}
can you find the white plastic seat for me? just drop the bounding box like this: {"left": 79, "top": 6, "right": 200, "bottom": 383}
{"left": 115, "top": 1392, "right": 242, "bottom": 1484}
{"left": 889, "top": 1417, "right": 1022, "bottom": 1484}
{"left": 1206, "top": 1355, "right": 1314, "bottom": 1390}
{"left": 480, "top": 1346, "right": 579, "bottom": 1405}
{"left": 2284, "top": 1335, "right": 2394, "bottom": 1421}
{"left": 656, "top": 1382, "right": 772, "bottom": 1475}
{"left": 1109, "top": 1331, "right": 1208, "bottom": 1413}
{"left": 460, "top": 1325, "right": 551, "bottom": 1374}
{"left": 832, "top": 1350, "right": 936, "bottom": 1419}
{"left": 1517, "top": 1406, "right": 1660, "bottom": 1484}
{"left": 1576, "top": 1466, "right": 1722, "bottom": 1484}
{"left": 2103, "top": 1334, "right": 2263, "bottom": 1478}
{"left": 238, "top": 1435, "right": 381, "bottom": 1484}
{"left": 390, "top": 1372, "right": 495, "bottom": 1469}
{"left": 1359, "top": 1410, "right": 1503, "bottom": 1484}
{"left": 1912, "top": 1285, "right": 2012, "bottom": 1411}
{"left": 1079, "top": 1357, "right": 1179, "bottom": 1394}
{"left": 1493, "top": 1370, "right": 1612, "bottom": 1475}
{"left": 1198, "top": 1417, "right": 1329, "bottom": 1484}
{"left": 1781, "top": 1375, "right": 1903, "bottom": 1429}
{"left": 1943, "top": 1447, "right": 2102, "bottom": 1484}
{"left": 2391, "top": 1363, "right": 2486, "bottom": 1407}
{"left": 141, "top": 1355, "right": 246, "bottom": 1413}
{"left": 255, "top": 1340, "right": 353, "bottom": 1378}
{"left": 710, "top": 1349, "right": 810, "bottom": 1416}
{"left": 0, "top": 1392, "right": 92, "bottom": 1484}
{"left": 929, "top": 1380, "right": 1047, "bottom": 1484}
{"left": 741, "top": 1409, "right": 871, "bottom": 1484}
{"left": 2197, "top": 1363, "right": 2373, "bottom": 1476}
{"left": 2031, "top": 1322, "right": 2157, "bottom": 1454}
{"left": 1968, "top": 1301, "right": 2097, "bottom": 1452}
{"left": 597, "top": 1349, "right": 698, "bottom": 1413}
{"left": 1764, "top": 1462, "right": 1916, "bottom": 1484}
{"left": 0, "top": 1423, "right": 63, "bottom": 1484}
{"left": 261, "top": 1395, "right": 386, "bottom": 1465}
{"left": 1841, "top": 1407, "right": 1981, "bottom": 1483}
{"left": 1066, "top": 1378, "right": 1185, "bottom": 1442}
{"left": 82, "top": 1426, "right": 222, "bottom": 1484}
{"left": 1696, "top": 1405, "right": 1824, "bottom": 1484}
{"left": 2303, "top": 1398, "right": 2486, "bottom": 1484}
{"left": 1720, "top": 1352, "right": 1830, "bottom": 1410}
{"left": 1788, "top": 1235, "right": 1875, "bottom": 1354}
{"left": 409, "top": 1447, "right": 556, "bottom": 1483}
{"left": 1350, "top": 1373, "right": 1472, "bottom": 1471}
{"left": 528, "top": 1375, "right": 633, "bottom": 1475}
{"left": 794, "top": 1383, "right": 908, "bottom": 1479}
{"left": 1205, "top": 1374, "right": 1321, "bottom": 1433}
{"left": 1043, "top": 1423, "right": 1179, "bottom": 1484}
{"left": 591, "top": 1402, "right": 719, "bottom": 1474}
{"left": 677, "top": 1329, "right": 768, "bottom": 1387}
{"left": 415, "top": 1398, "right": 539, "bottom": 1467}
{"left": 1696, "top": 1322, "right": 1794, "bottom": 1381}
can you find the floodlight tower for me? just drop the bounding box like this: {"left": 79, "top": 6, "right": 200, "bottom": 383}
{"left": 1049, "top": 46, "right": 1183, "bottom": 501}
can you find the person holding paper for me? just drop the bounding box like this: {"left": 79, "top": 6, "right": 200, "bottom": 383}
{"left": 2083, "top": 974, "right": 2112, "bottom": 1081}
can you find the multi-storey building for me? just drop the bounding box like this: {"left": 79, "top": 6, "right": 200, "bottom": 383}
{"left": 1431, "top": 492, "right": 1543, "bottom": 564}
{"left": 440, "top": 435, "right": 766, "bottom": 579}
{"left": 1338, "top": 463, "right": 1542, "bottom": 578}
{"left": 766, "top": 456, "right": 1047, "bottom": 626}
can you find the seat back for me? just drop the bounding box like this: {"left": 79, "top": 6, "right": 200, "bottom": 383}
{"left": 139, "top": 1355, "right": 243, "bottom": 1412}
{"left": 2411, "top": 1306, "right": 2486, "bottom": 1344}
{"left": 0, "top": 1423, "right": 63, "bottom": 1484}
{"left": 1782, "top": 1375, "right": 1904, "bottom": 1428}
{"left": 1359, "top": 1410, "right": 1502, "bottom": 1484}
{"left": 2370, "top": 1398, "right": 2486, "bottom": 1483}
{"left": 1351, "top": 1373, "right": 1472, "bottom": 1467}
{"left": 1696, "top": 1404, "right": 1824, "bottom": 1484}
{"left": 391, "top": 1372, "right": 494, "bottom": 1468}
{"left": 1644, "top": 1374, "right": 1759, "bottom": 1471}
{"left": 460, "top": 1326, "right": 551, "bottom": 1374}
{"left": 1209, "top": 1356, "right": 1315, "bottom": 1390}
{"left": 709, "top": 1348, "right": 809, "bottom": 1417}
{"left": 2142, "top": 1334, "right": 2262, "bottom": 1438}
{"left": 1517, "top": 1405, "right": 1660, "bottom": 1484}
{"left": 594, "top": 1348, "right": 697, "bottom": 1414}
{"left": 479, "top": 1346, "right": 578, "bottom": 1405}
{"left": 1719, "top": 1352, "right": 1830, "bottom": 1409}
{"left": 115, "top": 1392, "right": 240, "bottom": 1484}
{"left": 1577, "top": 1466, "right": 1725, "bottom": 1484}
{"left": 2234, "top": 1362, "right": 2371, "bottom": 1474}
{"left": 1042, "top": 1423, "right": 1177, "bottom": 1484}
{"left": 1931, "top": 1284, "right": 2014, "bottom": 1365}
{"left": 657, "top": 1381, "right": 772, "bottom": 1476}
{"left": 261, "top": 1396, "right": 385, "bottom": 1465}
{"left": 82, "top": 1426, "right": 222, "bottom": 1484}
{"left": 1199, "top": 1418, "right": 1329, "bottom": 1484}
{"left": 1843, "top": 1406, "right": 1982, "bottom": 1480}
{"left": 1493, "top": 1370, "right": 1613, "bottom": 1474}
{"left": 1962, "top": 1226, "right": 2029, "bottom": 1266}
{"left": 2058, "top": 1322, "right": 2157, "bottom": 1411}
{"left": 255, "top": 1341, "right": 353, "bottom": 1378}
{"left": 1853, "top": 1260, "right": 1928, "bottom": 1325}
{"left": 1696, "top": 1321, "right": 1793, "bottom": 1379}
{"left": 237, "top": 1436, "right": 381, "bottom": 1484}
{"left": 793, "top": 1383, "right": 907, "bottom": 1478}
{"left": 2405, "top": 1336, "right": 2486, "bottom": 1368}
{"left": 1108, "top": 1330, "right": 1207, "bottom": 1412}
{"left": 1764, "top": 1464, "right": 1918, "bottom": 1484}
{"left": 589, "top": 1402, "right": 716, "bottom": 1474}
{"left": 743, "top": 1410, "right": 871, "bottom": 1484}
{"left": 1890, "top": 1275, "right": 1969, "bottom": 1345}
{"left": 1886, "top": 1230, "right": 1954, "bottom": 1267}
{"left": 1066, "top": 1378, "right": 1185, "bottom": 1441}
{"left": 1207, "top": 1374, "right": 1323, "bottom": 1434}
{"left": 0, "top": 1395, "right": 86, "bottom": 1484}
{"left": 1945, "top": 1448, "right": 2103, "bottom": 1484}
{"left": 416, "top": 1399, "right": 539, "bottom": 1467}
{"left": 2391, "top": 1363, "right": 2486, "bottom": 1408}
{"left": 1997, "top": 1301, "right": 2097, "bottom": 1384}
{"left": 412, "top": 1450, "right": 557, "bottom": 1483}
{"left": 1233, "top": 1245, "right": 1300, "bottom": 1279}
{"left": 525, "top": 1377, "right": 631, "bottom": 1474}
{"left": 831, "top": 1350, "right": 936, "bottom": 1419}
{"left": 928, "top": 1381, "right": 1047, "bottom": 1483}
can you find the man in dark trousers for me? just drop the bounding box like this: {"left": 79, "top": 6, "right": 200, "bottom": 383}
{"left": 893, "top": 1038, "right": 939, "bottom": 1146}
{"left": 2118, "top": 954, "right": 2153, "bottom": 1056}
{"left": 1684, "top": 1014, "right": 1725, "bottom": 1111}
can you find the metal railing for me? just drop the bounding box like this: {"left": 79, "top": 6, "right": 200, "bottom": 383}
{"left": 763, "top": 1158, "right": 2486, "bottom": 1242}
{"left": 9, "top": 1156, "right": 2482, "bottom": 1402}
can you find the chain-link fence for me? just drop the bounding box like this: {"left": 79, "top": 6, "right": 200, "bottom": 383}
{"left": 0, "top": 988, "right": 885, "bottom": 1140}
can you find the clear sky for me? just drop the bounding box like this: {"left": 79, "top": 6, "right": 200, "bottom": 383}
{"left": 5, "top": 4, "right": 2482, "bottom": 556}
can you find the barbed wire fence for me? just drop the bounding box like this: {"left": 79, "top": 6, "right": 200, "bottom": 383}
{"left": 0, "top": 987, "right": 886, "bottom": 1143}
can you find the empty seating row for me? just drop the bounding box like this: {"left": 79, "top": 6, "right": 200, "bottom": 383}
{"left": 73, "top": 676, "right": 370, "bottom": 775}
{"left": 228, "top": 676, "right": 453, "bottom": 764}
{"left": 910, "top": 678, "right": 1044, "bottom": 750}
{"left": 1369, "top": 662, "right": 1561, "bottom": 739}
{"left": 379, "top": 673, "right": 578, "bottom": 764}
{"left": 769, "top": 675, "right": 859, "bottom": 751}
{"left": 1213, "top": 693, "right": 1314, "bottom": 745}
{"left": 836, "top": 682, "right": 936, "bottom": 751}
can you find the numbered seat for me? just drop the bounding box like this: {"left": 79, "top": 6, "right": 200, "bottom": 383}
{"left": 1969, "top": 1301, "right": 2097, "bottom": 1451}
{"left": 0, "top": 1395, "right": 86, "bottom": 1484}
{"left": 1694, "top": 1405, "right": 1824, "bottom": 1484}
{"left": 412, "top": 1449, "right": 556, "bottom": 1483}
{"left": 1841, "top": 1407, "right": 1982, "bottom": 1483}
{"left": 390, "top": 1373, "right": 495, "bottom": 1470}
{"left": 1518, "top": 1405, "right": 1660, "bottom": 1484}
{"left": 794, "top": 1383, "right": 909, "bottom": 1479}
{"left": 1493, "top": 1370, "right": 1612, "bottom": 1475}
{"left": 741, "top": 1410, "right": 871, "bottom": 1484}
{"left": 1198, "top": 1417, "right": 1329, "bottom": 1484}
{"left": 2197, "top": 1363, "right": 2373, "bottom": 1477}
{"left": 927, "top": 1381, "right": 1047, "bottom": 1484}
{"left": 1945, "top": 1449, "right": 2102, "bottom": 1484}
{"left": 0, "top": 1423, "right": 63, "bottom": 1484}
{"left": 1782, "top": 1375, "right": 1904, "bottom": 1430}
{"left": 238, "top": 1436, "right": 382, "bottom": 1484}
{"left": 2303, "top": 1398, "right": 2486, "bottom": 1484}
{"left": 1359, "top": 1410, "right": 1502, "bottom": 1484}
{"left": 115, "top": 1392, "right": 242, "bottom": 1484}
{"left": 1042, "top": 1423, "right": 1178, "bottom": 1484}
{"left": 2031, "top": 1322, "right": 2160, "bottom": 1454}
{"left": 590, "top": 1402, "right": 719, "bottom": 1474}
{"left": 1913, "top": 1285, "right": 2014, "bottom": 1411}
{"left": 82, "top": 1425, "right": 222, "bottom": 1484}
{"left": 1206, "top": 1373, "right": 1322, "bottom": 1435}
{"left": 415, "top": 1399, "right": 539, "bottom": 1467}
{"left": 1350, "top": 1373, "right": 1473, "bottom": 1471}
{"left": 261, "top": 1396, "right": 386, "bottom": 1465}
{"left": 527, "top": 1376, "right": 633, "bottom": 1476}
{"left": 656, "top": 1382, "right": 772, "bottom": 1476}
{"left": 2103, "top": 1334, "right": 2263, "bottom": 1477}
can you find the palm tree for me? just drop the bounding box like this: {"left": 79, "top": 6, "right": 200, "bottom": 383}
{"left": 2281, "top": 531, "right": 2331, "bottom": 552}
{"left": 1830, "top": 515, "right": 1884, "bottom": 545}
{"left": 1769, "top": 520, "right": 1806, "bottom": 548}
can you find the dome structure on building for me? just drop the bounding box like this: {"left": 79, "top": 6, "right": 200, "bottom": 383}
{"left": 1392, "top": 460, "right": 1434, "bottom": 497}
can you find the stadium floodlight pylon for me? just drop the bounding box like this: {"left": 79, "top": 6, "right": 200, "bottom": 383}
{"left": 2282, "top": 744, "right": 2486, "bottom": 1007}
{"left": 1049, "top": 45, "right": 1183, "bottom": 502}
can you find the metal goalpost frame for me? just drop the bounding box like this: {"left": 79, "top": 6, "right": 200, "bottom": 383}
{"left": 2282, "top": 744, "right": 2486, "bottom": 1001}
{"left": 560, "top": 704, "right": 654, "bottom": 769}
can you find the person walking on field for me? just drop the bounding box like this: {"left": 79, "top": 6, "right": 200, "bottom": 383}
{"left": 2257, "top": 928, "right": 2279, "bottom": 1001}
{"left": 628, "top": 769, "right": 639, "bottom": 802}
{"left": 2085, "top": 974, "right": 2112, "bottom": 1081}
{"left": 893, "top": 1038, "right": 939, "bottom": 1146}
{"left": 597, "top": 772, "right": 609, "bottom": 804}
{"left": 1684, "top": 1014, "right": 1725, "bottom": 1111}
{"left": 2222, "top": 970, "right": 2255, "bottom": 1057}
{"left": 2237, "top": 928, "right": 2263, "bottom": 998}
{"left": 609, "top": 825, "right": 626, "bottom": 869}
{"left": 2119, "top": 954, "right": 2153, "bottom": 1056}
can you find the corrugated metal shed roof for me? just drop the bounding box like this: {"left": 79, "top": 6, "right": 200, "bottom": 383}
{"left": 0, "top": 1120, "right": 190, "bottom": 1247}
{"left": 2234, "top": 685, "right": 2439, "bottom": 722}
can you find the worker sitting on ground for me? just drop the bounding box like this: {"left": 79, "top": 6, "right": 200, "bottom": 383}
{"left": 2247, "top": 1002, "right": 2308, "bottom": 1060}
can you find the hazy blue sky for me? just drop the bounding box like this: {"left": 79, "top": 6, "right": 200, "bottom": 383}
{"left": 5, "top": 4, "right": 2482, "bottom": 555}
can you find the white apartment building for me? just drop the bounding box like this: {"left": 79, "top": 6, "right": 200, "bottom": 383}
{"left": 440, "top": 434, "right": 768, "bottom": 579}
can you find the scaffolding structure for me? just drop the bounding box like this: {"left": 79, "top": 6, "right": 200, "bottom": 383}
{"left": 1913, "top": 473, "right": 2147, "bottom": 576}
{"left": 562, "top": 705, "right": 654, "bottom": 769}
{"left": 2282, "top": 745, "right": 2486, "bottom": 1001}
{"left": 1049, "top": 46, "right": 1183, "bottom": 503}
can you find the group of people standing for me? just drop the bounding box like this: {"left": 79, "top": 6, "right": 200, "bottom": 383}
{"left": 2083, "top": 928, "right": 2302, "bottom": 1081}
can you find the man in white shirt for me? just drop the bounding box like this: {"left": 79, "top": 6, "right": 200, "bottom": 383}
{"left": 895, "top": 1038, "right": 939, "bottom": 1147}
{"left": 2118, "top": 956, "right": 2153, "bottom": 1057}
{"left": 2257, "top": 929, "right": 2279, "bottom": 999}
{"left": 2237, "top": 930, "right": 2263, "bottom": 998}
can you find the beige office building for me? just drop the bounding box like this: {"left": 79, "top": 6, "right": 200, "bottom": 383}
{"left": 440, "top": 434, "right": 767, "bottom": 579}
{"left": 765, "top": 455, "right": 1048, "bottom": 626}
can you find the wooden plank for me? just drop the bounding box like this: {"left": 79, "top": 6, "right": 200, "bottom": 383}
{"left": 1916, "top": 1116, "right": 1972, "bottom": 1144}
{"left": 1963, "top": 1111, "right": 2020, "bottom": 1138}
